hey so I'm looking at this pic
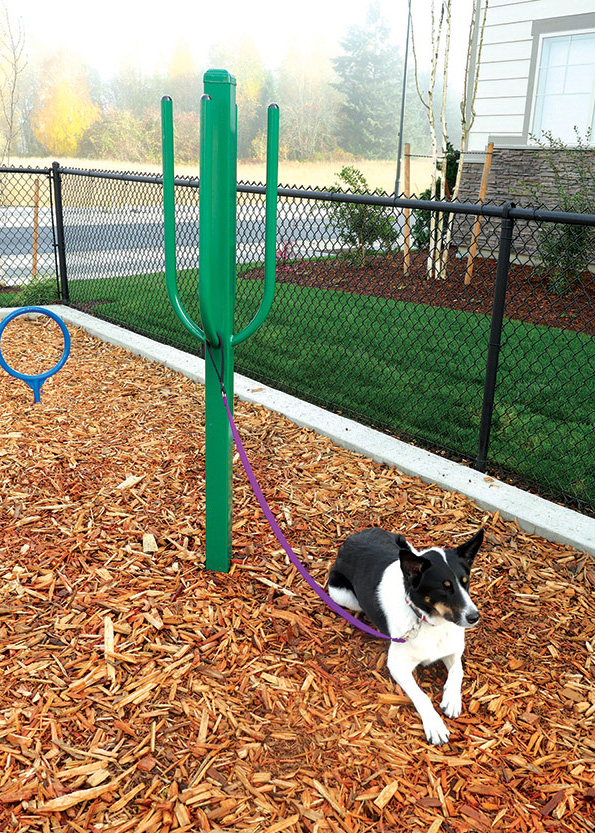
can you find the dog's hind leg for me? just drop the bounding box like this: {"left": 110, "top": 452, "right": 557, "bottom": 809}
{"left": 440, "top": 653, "right": 464, "bottom": 718}
{"left": 327, "top": 567, "right": 363, "bottom": 611}
{"left": 327, "top": 581, "right": 362, "bottom": 612}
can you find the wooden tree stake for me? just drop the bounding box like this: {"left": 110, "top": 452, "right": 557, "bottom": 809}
{"left": 465, "top": 142, "right": 494, "bottom": 285}
{"left": 32, "top": 177, "right": 40, "bottom": 279}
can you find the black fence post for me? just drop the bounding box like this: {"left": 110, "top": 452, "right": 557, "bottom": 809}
{"left": 51, "top": 161, "right": 69, "bottom": 302}
{"left": 475, "top": 201, "right": 515, "bottom": 473}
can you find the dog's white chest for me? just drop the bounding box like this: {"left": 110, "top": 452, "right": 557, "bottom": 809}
{"left": 404, "top": 620, "right": 464, "bottom": 666}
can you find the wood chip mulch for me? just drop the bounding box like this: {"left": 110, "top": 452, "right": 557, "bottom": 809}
{"left": 0, "top": 316, "right": 594, "bottom": 833}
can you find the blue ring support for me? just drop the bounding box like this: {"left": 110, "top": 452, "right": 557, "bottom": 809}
{"left": 0, "top": 306, "right": 71, "bottom": 403}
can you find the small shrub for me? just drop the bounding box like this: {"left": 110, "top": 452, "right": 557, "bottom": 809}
{"left": 14, "top": 274, "right": 60, "bottom": 307}
{"left": 411, "top": 185, "right": 432, "bottom": 250}
{"left": 518, "top": 130, "right": 595, "bottom": 294}
{"left": 327, "top": 166, "right": 397, "bottom": 266}
{"left": 540, "top": 207, "right": 594, "bottom": 294}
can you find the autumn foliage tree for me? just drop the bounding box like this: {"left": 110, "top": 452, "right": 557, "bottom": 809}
{"left": 30, "top": 54, "right": 100, "bottom": 156}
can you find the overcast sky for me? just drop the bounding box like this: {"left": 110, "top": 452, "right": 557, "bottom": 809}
{"left": 15, "top": 0, "right": 474, "bottom": 84}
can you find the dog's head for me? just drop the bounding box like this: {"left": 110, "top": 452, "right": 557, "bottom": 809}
{"left": 398, "top": 529, "right": 483, "bottom": 628}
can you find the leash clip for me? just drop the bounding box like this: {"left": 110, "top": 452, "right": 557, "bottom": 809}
{"left": 205, "top": 335, "right": 227, "bottom": 396}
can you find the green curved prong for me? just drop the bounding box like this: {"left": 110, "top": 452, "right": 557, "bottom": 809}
{"left": 161, "top": 95, "right": 206, "bottom": 344}
{"left": 232, "top": 103, "right": 279, "bottom": 346}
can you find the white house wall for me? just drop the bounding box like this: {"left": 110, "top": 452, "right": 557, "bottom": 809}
{"left": 471, "top": 114, "right": 524, "bottom": 138}
{"left": 478, "top": 59, "right": 530, "bottom": 81}
{"left": 468, "top": 0, "right": 595, "bottom": 153}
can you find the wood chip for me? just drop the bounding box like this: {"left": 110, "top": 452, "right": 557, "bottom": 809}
{"left": 373, "top": 780, "right": 400, "bottom": 809}
{"left": 143, "top": 532, "right": 158, "bottom": 553}
{"left": 37, "top": 776, "right": 123, "bottom": 812}
{"left": 104, "top": 614, "right": 116, "bottom": 683}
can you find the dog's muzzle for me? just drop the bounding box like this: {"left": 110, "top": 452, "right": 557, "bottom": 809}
{"left": 463, "top": 608, "right": 480, "bottom": 628}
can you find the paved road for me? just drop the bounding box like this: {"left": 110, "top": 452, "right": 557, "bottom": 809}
{"left": 0, "top": 203, "right": 341, "bottom": 283}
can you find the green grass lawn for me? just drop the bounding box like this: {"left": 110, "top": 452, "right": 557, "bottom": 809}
{"left": 65, "top": 272, "right": 595, "bottom": 510}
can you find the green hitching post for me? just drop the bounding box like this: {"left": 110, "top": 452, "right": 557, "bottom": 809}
{"left": 161, "top": 71, "right": 279, "bottom": 572}
{"left": 200, "top": 70, "right": 237, "bottom": 573}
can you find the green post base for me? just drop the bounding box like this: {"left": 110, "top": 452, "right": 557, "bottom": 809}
{"left": 204, "top": 341, "right": 234, "bottom": 572}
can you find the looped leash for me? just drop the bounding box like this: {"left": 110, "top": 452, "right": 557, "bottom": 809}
{"left": 204, "top": 339, "right": 404, "bottom": 643}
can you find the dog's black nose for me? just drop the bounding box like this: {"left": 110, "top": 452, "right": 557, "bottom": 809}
{"left": 466, "top": 610, "right": 480, "bottom": 625}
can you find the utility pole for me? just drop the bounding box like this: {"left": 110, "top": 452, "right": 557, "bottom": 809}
{"left": 394, "top": 0, "right": 412, "bottom": 196}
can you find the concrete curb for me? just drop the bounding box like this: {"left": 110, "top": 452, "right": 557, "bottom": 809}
{"left": 3, "top": 305, "right": 594, "bottom": 556}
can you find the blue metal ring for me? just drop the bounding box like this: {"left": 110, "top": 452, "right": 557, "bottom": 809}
{"left": 0, "top": 306, "right": 71, "bottom": 403}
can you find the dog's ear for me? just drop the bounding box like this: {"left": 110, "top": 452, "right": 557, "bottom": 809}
{"left": 456, "top": 528, "right": 484, "bottom": 566}
{"left": 399, "top": 546, "right": 432, "bottom": 587}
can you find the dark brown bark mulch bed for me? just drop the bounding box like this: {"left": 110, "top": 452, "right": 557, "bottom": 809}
{"left": 270, "top": 251, "right": 595, "bottom": 336}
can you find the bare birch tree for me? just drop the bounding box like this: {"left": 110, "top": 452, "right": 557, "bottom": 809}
{"left": 0, "top": 1, "right": 26, "bottom": 164}
{"left": 410, "top": 0, "right": 448, "bottom": 278}
{"left": 434, "top": 0, "right": 452, "bottom": 278}
{"left": 411, "top": 0, "right": 489, "bottom": 279}
{"left": 438, "top": 0, "right": 489, "bottom": 278}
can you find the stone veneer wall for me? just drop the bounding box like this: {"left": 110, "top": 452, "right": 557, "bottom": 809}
{"left": 454, "top": 147, "right": 595, "bottom": 261}
{"left": 458, "top": 147, "right": 595, "bottom": 206}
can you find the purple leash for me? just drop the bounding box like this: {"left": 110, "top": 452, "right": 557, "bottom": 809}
{"left": 221, "top": 393, "right": 402, "bottom": 642}
{"left": 204, "top": 337, "right": 404, "bottom": 644}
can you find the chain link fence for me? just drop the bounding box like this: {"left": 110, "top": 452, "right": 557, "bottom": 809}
{"left": 0, "top": 167, "right": 58, "bottom": 304}
{"left": 1, "top": 164, "right": 594, "bottom": 516}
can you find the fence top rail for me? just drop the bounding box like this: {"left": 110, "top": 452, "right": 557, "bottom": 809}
{"left": 3, "top": 163, "right": 595, "bottom": 227}
{"left": 0, "top": 166, "right": 51, "bottom": 175}
{"left": 252, "top": 186, "right": 595, "bottom": 227}
{"left": 511, "top": 204, "right": 595, "bottom": 227}
{"left": 59, "top": 167, "right": 168, "bottom": 186}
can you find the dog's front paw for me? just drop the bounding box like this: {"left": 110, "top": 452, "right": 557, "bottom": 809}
{"left": 440, "top": 687, "right": 462, "bottom": 719}
{"left": 422, "top": 711, "right": 450, "bottom": 745}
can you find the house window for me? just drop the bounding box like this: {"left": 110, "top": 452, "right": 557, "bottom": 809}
{"left": 532, "top": 31, "right": 595, "bottom": 142}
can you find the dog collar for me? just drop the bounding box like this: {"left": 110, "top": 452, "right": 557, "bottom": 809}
{"left": 405, "top": 596, "right": 433, "bottom": 625}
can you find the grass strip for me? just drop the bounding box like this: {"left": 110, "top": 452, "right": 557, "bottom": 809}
{"left": 56, "top": 272, "right": 595, "bottom": 509}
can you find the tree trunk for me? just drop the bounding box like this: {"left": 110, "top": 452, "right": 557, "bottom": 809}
{"left": 438, "top": 0, "right": 489, "bottom": 280}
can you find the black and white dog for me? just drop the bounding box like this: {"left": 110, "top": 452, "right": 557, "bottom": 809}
{"left": 328, "top": 527, "right": 483, "bottom": 745}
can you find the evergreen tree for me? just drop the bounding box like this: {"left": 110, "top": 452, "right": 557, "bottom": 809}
{"left": 332, "top": 2, "right": 401, "bottom": 159}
